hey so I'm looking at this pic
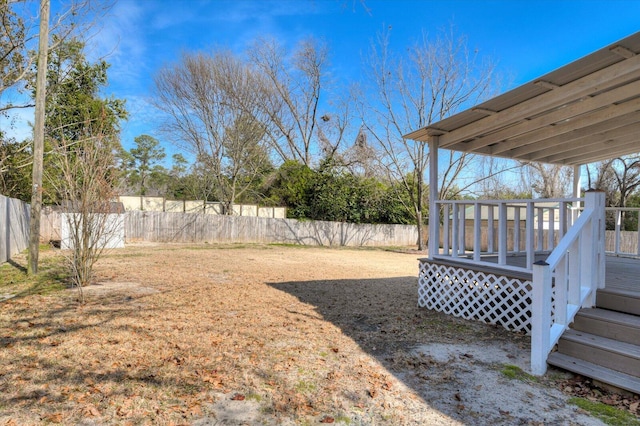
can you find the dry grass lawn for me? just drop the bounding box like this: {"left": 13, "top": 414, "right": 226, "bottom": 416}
{"left": 0, "top": 243, "right": 634, "bottom": 425}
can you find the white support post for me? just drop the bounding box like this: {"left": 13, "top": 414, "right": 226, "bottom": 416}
{"left": 428, "top": 138, "right": 439, "bottom": 258}
{"left": 573, "top": 165, "right": 582, "bottom": 224}
{"left": 531, "top": 260, "right": 551, "bottom": 375}
{"left": 583, "top": 190, "right": 606, "bottom": 305}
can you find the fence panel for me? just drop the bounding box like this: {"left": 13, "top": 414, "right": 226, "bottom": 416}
{"left": 0, "top": 195, "right": 30, "bottom": 264}
{"left": 124, "top": 211, "right": 419, "bottom": 247}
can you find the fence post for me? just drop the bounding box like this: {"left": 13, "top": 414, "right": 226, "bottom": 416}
{"left": 531, "top": 260, "right": 551, "bottom": 375}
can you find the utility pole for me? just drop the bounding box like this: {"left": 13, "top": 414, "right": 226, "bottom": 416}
{"left": 28, "top": 0, "right": 50, "bottom": 275}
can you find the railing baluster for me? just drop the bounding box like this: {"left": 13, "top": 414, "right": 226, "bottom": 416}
{"left": 498, "top": 202, "right": 507, "bottom": 265}
{"left": 555, "top": 255, "right": 568, "bottom": 327}
{"left": 452, "top": 203, "right": 459, "bottom": 258}
{"left": 459, "top": 203, "right": 466, "bottom": 256}
{"left": 559, "top": 202, "right": 567, "bottom": 241}
{"left": 487, "top": 204, "right": 495, "bottom": 254}
{"left": 527, "top": 202, "right": 535, "bottom": 269}
{"left": 637, "top": 212, "right": 640, "bottom": 256}
{"left": 615, "top": 208, "right": 622, "bottom": 255}
{"left": 443, "top": 203, "right": 450, "bottom": 256}
{"left": 537, "top": 207, "right": 544, "bottom": 251}
{"left": 474, "top": 203, "right": 481, "bottom": 261}
{"left": 568, "top": 237, "right": 581, "bottom": 306}
{"left": 513, "top": 206, "right": 520, "bottom": 253}
{"left": 548, "top": 207, "right": 555, "bottom": 251}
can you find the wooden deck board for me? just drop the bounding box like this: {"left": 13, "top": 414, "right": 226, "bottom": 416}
{"left": 428, "top": 254, "right": 640, "bottom": 295}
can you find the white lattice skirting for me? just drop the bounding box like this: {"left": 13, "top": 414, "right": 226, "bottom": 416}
{"left": 419, "top": 261, "right": 533, "bottom": 334}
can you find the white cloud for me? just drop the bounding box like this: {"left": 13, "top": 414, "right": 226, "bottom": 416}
{"left": 86, "top": 0, "right": 147, "bottom": 88}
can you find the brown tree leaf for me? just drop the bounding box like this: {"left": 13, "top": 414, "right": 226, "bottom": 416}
{"left": 82, "top": 405, "right": 100, "bottom": 417}
{"left": 320, "top": 415, "right": 335, "bottom": 423}
{"left": 42, "top": 413, "right": 63, "bottom": 423}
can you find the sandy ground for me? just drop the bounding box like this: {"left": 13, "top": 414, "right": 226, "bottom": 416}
{"left": 0, "top": 243, "right": 621, "bottom": 424}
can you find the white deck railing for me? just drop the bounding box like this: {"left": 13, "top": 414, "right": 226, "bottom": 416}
{"left": 434, "top": 197, "right": 581, "bottom": 272}
{"left": 530, "top": 191, "right": 605, "bottom": 375}
{"left": 606, "top": 207, "right": 640, "bottom": 258}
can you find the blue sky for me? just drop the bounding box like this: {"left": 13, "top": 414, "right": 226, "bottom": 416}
{"left": 5, "top": 0, "right": 640, "bottom": 162}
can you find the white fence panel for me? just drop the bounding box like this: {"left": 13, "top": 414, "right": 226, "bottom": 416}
{"left": 0, "top": 195, "right": 31, "bottom": 264}
{"left": 124, "top": 211, "right": 419, "bottom": 247}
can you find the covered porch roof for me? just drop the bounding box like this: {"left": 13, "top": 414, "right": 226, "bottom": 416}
{"left": 404, "top": 31, "right": 640, "bottom": 166}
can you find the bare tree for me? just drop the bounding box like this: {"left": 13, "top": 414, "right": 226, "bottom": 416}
{"left": 1, "top": 0, "right": 103, "bottom": 114}
{"left": 586, "top": 155, "right": 640, "bottom": 230}
{"left": 473, "top": 157, "right": 531, "bottom": 199}
{"left": 248, "top": 37, "right": 352, "bottom": 166}
{"left": 48, "top": 118, "right": 122, "bottom": 301}
{"left": 154, "top": 51, "right": 271, "bottom": 214}
{"left": 361, "top": 27, "right": 496, "bottom": 249}
{"left": 522, "top": 162, "right": 572, "bottom": 198}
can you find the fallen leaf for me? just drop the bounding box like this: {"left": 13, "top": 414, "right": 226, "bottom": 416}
{"left": 320, "top": 415, "right": 335, "bottom": 423}
{"left": 231, "top": 393, "right": 245, "bottom": 401}
{"left": 42, "top": 413, "right": 63, "bottom": 423}
{"left": 454, "top": 392, "right": 461, "bottom": 401}
{"left": 82, "top": 405, "right": 100, "bottom": 417}
{"left": 630, "top": 401, "right": 639, "bottom": 413}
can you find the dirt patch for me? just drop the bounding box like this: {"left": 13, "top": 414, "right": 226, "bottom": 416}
{"left": 0, "top": 243, "right": 635, "bottom": 424}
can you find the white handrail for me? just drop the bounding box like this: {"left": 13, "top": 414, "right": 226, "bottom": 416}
{"left": 530, "top": 191, "right": 605, "bottom": 375}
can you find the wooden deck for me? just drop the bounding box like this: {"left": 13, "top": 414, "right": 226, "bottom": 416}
{"left": 431, "top": 254, "right": 640, "bottom": 294}
{"left": 605, "top": 256, "right": 640, "bottom": 293}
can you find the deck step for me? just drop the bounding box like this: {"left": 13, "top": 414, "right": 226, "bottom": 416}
{"left": 548, "top": 352, "right": 640, "bottom": 395}
{"left": 572, "top": 308, "right": 640, "bottom": 345}
{"left": 557, "top": 329, "right": 640, "bottom": 377}
{"left": 597, "top": 288, "right": 640, "bottom": 316}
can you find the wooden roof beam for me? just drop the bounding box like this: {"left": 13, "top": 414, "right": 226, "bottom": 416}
{"left": 524, "top": 121, "right": 640, "bottom": 161}
{"left": 534, "top": 80, "right": 560, "bottom": 90}
{"left": 489, "top": 97, "right": 640, "bottom": 156}
{"left": 611, "top": 45, "right": 637, "bottom": 59}
{"left": 538, "top": 139, "right": 640, "bottom": 165}
{"left": 437, "top": 53, "right": 640, "bottom": 146}
{"left": 442, "top": 79, "right": 640, "bottom": 152}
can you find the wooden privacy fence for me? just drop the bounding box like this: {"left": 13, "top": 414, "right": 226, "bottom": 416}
{"left": 0, "top": 194, "right": 30, "bottom": 264}
{"left": 124, "top": 211, "right": 419, "bottom": 247}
